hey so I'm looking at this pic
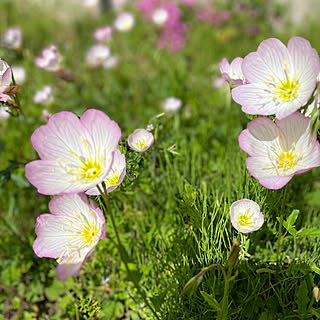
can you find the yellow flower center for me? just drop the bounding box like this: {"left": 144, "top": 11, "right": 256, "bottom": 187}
{"left": 106, "top": 169, "right": 120, "bottom": 187}
{"left": 79, "top": 158, "right": 102, "bottom": 181}
{"left": 237, "top": 213, "right": 253, "bottom": 227}
{"left": 136, "top": 138, "right": 148, "bottom": 151}
{"left": 81, "top": 222, "right": 99, "bottom": 246}
{"left": 273, "top": 61, "right": 300, "bottom": 101}
{"left": 277, "top": 149, "right": 298, "bottom": 170}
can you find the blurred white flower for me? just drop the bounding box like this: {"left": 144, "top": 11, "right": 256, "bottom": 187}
{"left": 2, "top": 27, "right": 22, "bottom": 50}
{"left": 146, "top": 124, "right": 154, "bottom": 131}
{"left": 162, "top": 97, "right": 182, "bottom": 113}
{"left": 151, "top": 8, "right": 169, "bottom": 26}
{"left": 11, "top": 66, "right": 26, "bottom": 85}
{"left": 33, "top": 86, "right": 54, "bottom": 105}
{"left": 85, "top": 44, "right": 110, "bottom": 68}
{"left": 0, "top": 107, "right": 10, "bottom": 121}
{"left": 111, "top": 0, "right": 128, "bottom": 11}
{"left": 103, "top": 55, "right": 119, "bottom": 69}
{"left": 114, "top": 12, "right": 135, "bottom": 32}
{"left": 41, "top": 109, "right": 52, "bottom": 122}
{"left": 81, "top": 0, "right": 100, "bottom": 8}
{"left": 128, "top": 129, "right": 154, "bottom": 152}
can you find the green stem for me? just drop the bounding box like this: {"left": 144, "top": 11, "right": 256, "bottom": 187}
{"left": 277, "top": 184, "right": 288, "bottom": 264}
{"left": 97, "top": 185, "right": 160, "bottom": 320}
{"left": 217, "top": 266, "right": 230, "bottom": 320}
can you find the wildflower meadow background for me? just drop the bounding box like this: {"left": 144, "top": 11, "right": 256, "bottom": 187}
{"left": 2, "top": 0, "right": 320, "bottom": 319}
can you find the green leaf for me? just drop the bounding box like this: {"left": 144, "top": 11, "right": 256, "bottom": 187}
{"left": 180, "top": 271, "right": 204, "bottom": 297}
{"left": 297, "top": 228, "right": 320, "bottom": 237}
{"left": 295, "top": 280, "right": 309, "bottom": 314}
{"left": 45, "top": 279, "right": 66, "bottom": 301}
{"left": 200, "top": 291, "right": 221, "bottom": 312}
{"left": 282, "top": 209, "right": 299, "bottom": 236}
{"left": 101, "top": 300, "right": 124, "bottom": 320}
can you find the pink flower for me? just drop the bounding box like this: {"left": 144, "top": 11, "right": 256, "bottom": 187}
{"left": 114, "top": 12, "right": 135, "bottom": 32}
{"left": 33, "top": 193, "right": 105, "bottom": 281}
{"left": 230, "top": 199, "right": 264, "bottom": 233}
{"left": 128, "top": 129, "right": 154, "bottom": 152}
{"left": 34, "top": 45, "right": 61, "bottom": 72}
{"left": 93, "top": 26, "right": 112, "bottom": 43}
{"left": 1, "top": 27, "right": 22, "bottom": 50}
{"left": 232, "top": 37, "right": 320, "bottom": 119}
{"left": 219, "top": 57, "right": 247, "bottom": 87}
{"left": 86, "top": 149, "right": 126, "bottom": 195}
{"left": 239, "top": 113, "right": 320, "bottom": 189}
{"left": 25, "top": 109, "right": 121, "bottom": 195}
{"left": 41, "top": 109, "right": 52, "bottom": 122}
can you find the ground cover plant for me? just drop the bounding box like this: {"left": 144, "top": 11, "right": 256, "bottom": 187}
{"left": 1, "top": 0, "right": 320, "bottom": 319}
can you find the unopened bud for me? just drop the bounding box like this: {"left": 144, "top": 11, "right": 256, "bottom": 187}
{"left": 227, "top": 239, "right": 240, "bottom": 270}
{"left": 313, "top": 287, "right": 320, "bottom": 302}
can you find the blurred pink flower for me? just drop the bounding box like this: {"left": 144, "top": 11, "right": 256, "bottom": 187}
{"left": 114, "top": 12, "right": 135, "bottom": 32}
{"left": 33, "top": 86, "right": 54, "bottom": 105}
{"left": 93, "top": 26, "right": 112, "bottom": 43}
{"left": 35, "top": 45, "right": 61, "bottom": 72}
{"left": 25, "top": 109, "right": 121, "bottom": 195}
{"left": 41, "top": 109, "right": 52, "bottom": 122}
{"left": 33, "top": 193, "right": 105, "bottom": 281}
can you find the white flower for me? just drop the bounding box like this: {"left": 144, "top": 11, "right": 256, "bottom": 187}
{"left": 102, "top": 55, "right": 119, "bottom": 69}
{"left": 114, "top": 12, "right": 135, "bottom": 32}
{"left": 128, "top": 129, "right": 154, "bottom": 152}
{"left": 35, "top": 45, "right": 61, "bottom": 72}
{"left": 151, "top": 8, "right": 169, "bottom": 26}
{"left": 146, "top": 124, "right": 154, "bottom": 131}
{"left": 232, "top": 37, "right": 320, "bottom": 119}
{"left": 230, "top": 199, "right": 264, "bottom": 233}
{"left": 85, "top": 45, "right": 110, "bottom": 68}
{"left": 0, "top": 107, "right": 10, "bottom": 121}
{"left": 33, "top": 86, "right": 54, "bottom": 105}
{"left": 11, "top": 65, "right": 26, "bottom": 85}
{"left": 2, "top": 27, "right": 22, "bottom": 50}
{"left": 162, "top": 97, "right": 182, "bottom": 113}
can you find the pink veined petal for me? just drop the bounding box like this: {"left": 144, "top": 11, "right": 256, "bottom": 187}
{"left": 25, "top": 160, "right": 98, "bottom": 195}
{"left": 232, "top": 84, "right": 278, "bottom": 116}
{"left": 33, "top": 214, "right": 79, "bottom": 258}
{"left": 246, "top": 157, "right": 293, "bottom": 189}
{"left": 230, "top": 57, "right": 243, "bottom": 72}
{"left": 2, "top": 67, "right": 12, "bottom": 86}
{"left": 239, "top": 117, "right": 281, "bottom": 157}
{"left": 30, "top": 111, "right": 91, "bottom": 161}
{"left": 49, "top": 193, "right": 90, "bottom": 216}
{"left": 274, "top": 100, "right": 304, "bottom": 120}
{"left": 296, "top": 141, "right": 320, "bottom": 173}
{"left": 56, "top": 261, "right": 83, "bottom": 281}
{"left": 276, "top": 112, "right": 314, "bottom": 151}
{"left": 218, "top": 58, "right": 230, "bottom": 73}
{"left": 80, "top": 109, "right": 121, "bottom": 157}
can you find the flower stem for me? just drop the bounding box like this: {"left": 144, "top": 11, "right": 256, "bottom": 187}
{"left": 276, "top": 184, "right": 288, "bottom": 264}
{"left": 97, "top": 185, "right": 160, "bottom": 320}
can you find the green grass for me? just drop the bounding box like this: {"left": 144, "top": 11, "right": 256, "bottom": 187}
{"left": 1, "top": 1, "right": 320, "bottom": 319}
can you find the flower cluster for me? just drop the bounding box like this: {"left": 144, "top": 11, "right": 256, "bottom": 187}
{"left": 220, "top": 37, "right": 320, "bottom": 190}
{"left": 25, "top": 109, "right": 154, "bottom": 280}
{"left": 137, "top": 0, "right": 187, "bottom": 52}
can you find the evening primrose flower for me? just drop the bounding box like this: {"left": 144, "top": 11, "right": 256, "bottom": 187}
{"left": 152, "top": 8, "right": 169, "bottom": 26}
{"left": 232, "top": 37, "right": 320, "bottom": 119}
{"left": 102, "top": 55, "right": 119, "bottom": 69}
{"left": 35, "top": 45, "right": 61, "bottom": 72}
{"left": 85, "top": 44, "right": 110, "bottom": 68}
{"left": 0, "top": 59, "right": 12, "bottom": 90}
{"left": 33, "top": 193, "right": 105, "bottom": 281}
{"left": 230, "top": 199, "right": 264, "bottom": 233}
{"left": 239, "top": 112, "right": 320, "bottom": 189}
{"left": 219, "top": 57, "right": 247, "bottom": 87}
{"left": 162, "top": 97, "right": 182, "bottom": 113}
{"left": 128, "top": 129, "right": 154, "bottom": 152}
{"left": 2, "top": 27, "right": 22, "bottom": 50}
{"left": 86, "top": 149, "right": 126, "bottom": 195}
{"left": 114, "top": 12, "right": 135, "bottom": 32}
{"left": 93, "top": 26, "right": 112, "bottom": 43}
{"left": 33, "top": 86, "right": 54, "bottom": 105}
{"left": 25, "top": 109, "right": 121, "bottom": 195}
